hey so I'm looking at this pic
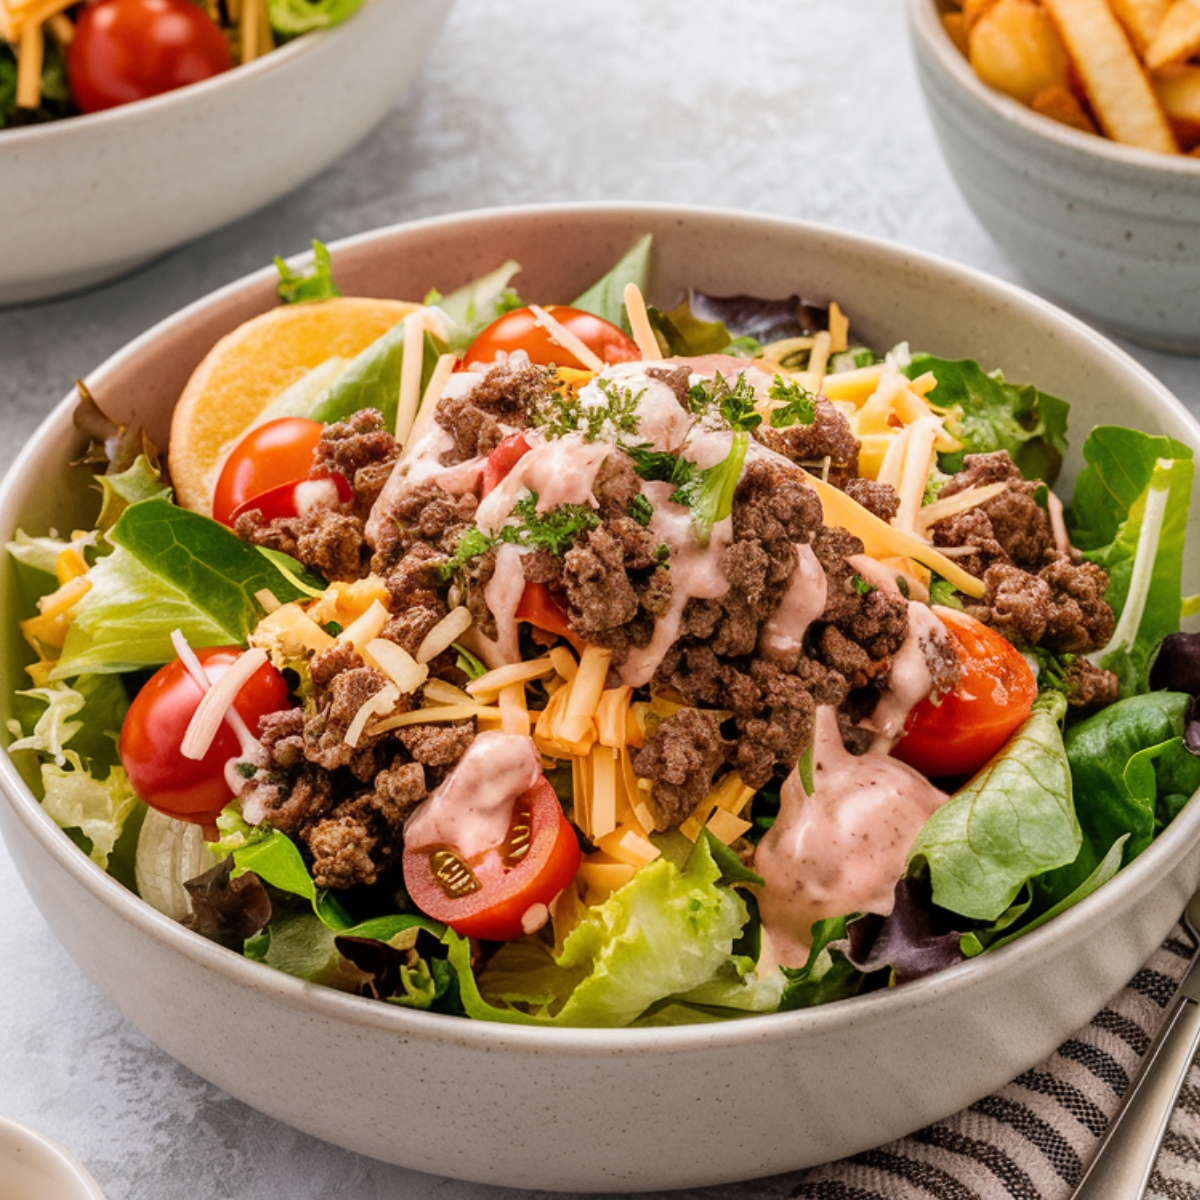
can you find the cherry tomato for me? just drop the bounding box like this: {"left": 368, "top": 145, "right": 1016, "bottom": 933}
{"left": 68, "top": 0, "right": 232, "bottom": 115}
{"left": 403, "top": 775, "right": 581, "bottom": 940}
{"left": 229, "top": 472, "right": 354, "bottom": 525}
{"left": 119, "top": 647, "right": 290, "bottom": 824}
{"left": 481, "top": 432, "right": 531, "bottom": 497}
{"left": 212, "top": 418, "right": 325, "bottom": 527}
{"left": 516, "top": 581, "right": 585, "bottom": 653}
{"left": 461, "top": 305, "right": 641, "bottom": 370}
{"left": 893, "top": 607, "right": 1038, "bottom": 780}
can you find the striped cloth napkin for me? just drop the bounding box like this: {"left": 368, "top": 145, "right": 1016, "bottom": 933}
{"left": 788, "top": 923, "right": 1200, "bottom": 1200}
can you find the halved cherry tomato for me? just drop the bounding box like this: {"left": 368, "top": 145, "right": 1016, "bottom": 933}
{"left": 893, "top": 606, "right": 1038, "bottom": 780}
{"left": 481, "top": 432, "right": 532, "bottom": 497}
{"left": 119, "top": 647, "right": 291, "bottom": 825}
{"left": 212, "top": 418, "right": 326, "bottom": 527}
{"left": 461, "top": 305, "right": 641, "bottom": 370}
{"left": 402, "top": 775, "right": 581, "bottom": 940}
{"left": 229, "top": 472, "right": 354, "bottom": 524}
{"left": 516, "top": 581, "right": 585, "bottom": 653}
{"left": 68, "top": 0, "right": 232, "bottom": 115}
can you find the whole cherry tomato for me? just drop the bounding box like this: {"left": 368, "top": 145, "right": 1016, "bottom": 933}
{"left": 212, "top": 418, "right": 326, "bottom": 527}
{"left": 893, "top": 606, "right": 1038, "bottom": 780}
{"left": 461, "top": 306, "right": 641, "bottom": 371}
{"left": 68, "top": 0, "right": 232, "bottom": 115}
{"left": 403, "top": 775, "right": 581, "bottom": 940}
{"left": 119, "top": 647, "right": 290, "bottom": 824}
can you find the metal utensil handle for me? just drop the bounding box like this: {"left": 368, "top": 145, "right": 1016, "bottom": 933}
{"left": 1072, "top": 996, "right": 1200, "bottom": 1200}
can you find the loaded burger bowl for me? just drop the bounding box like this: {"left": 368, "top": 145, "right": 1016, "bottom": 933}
{"left": 1, "top": 203, "right": 1199, "bottom": 1191}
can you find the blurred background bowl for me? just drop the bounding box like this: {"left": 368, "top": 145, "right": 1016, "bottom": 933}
{"left": 1, "top": 204, "right": 1199, "bottom": 1191}
{"left": 0, "top": 0, "right": 450, "bottom": 307}
{"left": 908, "top": 0, "right": 1200, "bottom": 354}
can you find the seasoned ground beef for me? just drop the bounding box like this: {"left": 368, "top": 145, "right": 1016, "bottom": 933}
{"left": 755, "top": 399, "right": 860, "bottom": 469}
{"left": 632, "top": 708, "right": 732, "bottom": 829}
{"left": 398, "top": 720, "right": 474, "bottom": 767}
{"left": 236, "top": 509, "right": 369, "bottom": 582}
{"left": 1062, "top": 658, "right": 1120, "bottom": 708}
{"left": 840, "top": 477, "right": 900, "bottom": 523}
{"left": 645, "top": 364, "right": 691, "bottom": 407}
{"left": 369, "top": 479, "right": 479, "bottom": 571}
{"left": 310, "top": 409, "right": 399, "bottom": 517}
{"left": 435, "top": 361, "right": 546, "bottom": 465}
{"left": 563, "top": 526, "right": 641, "bottom": 638}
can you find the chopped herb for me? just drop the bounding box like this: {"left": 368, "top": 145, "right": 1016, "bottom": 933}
{"left": 441, "top": 528, "right": 497, "bottom": 578}
{"left": 621, "top": 443, "right": 697, "bottom": 488}
{"left": 653, "top": 543, "right": 671, "bottom": 566}
{"left": 767, "top": 376, "right": 817, "bottom": 428}
{"left": 1033, "top": 482, "right": 1050, "bottom": 510}
{"left": 672, "top": 431, "right": 750, "bottom": 545}
{"left": 532, "top": 378, "right": 643, "bottom": 443}
{"left": 896, "top": 575, "right": 910, "bottom": 600}
{"left": 507, "top": 495, "right": 597, "bottom": 555}
{"left": 686, "top": 373, "right": 762, "bottom": 431}
{"left": 275, "top": 240, "right": 342, "bottom": 304}
{"left": 928, "top": 577, "right": 964, "bottom": 610}
{"left": 323, "top": 621, "right": 344, "bottom": 636}
{"left": 235, "top": 762, "right": 259, "bottom": 780}
{"left": 852, "top": 574, "right": 876, "bottom": 596}
{"left": 453, "top": 643, "right": 488, "bottom": 680}
{"left": 628, "top": 494, "right": 654, "bottom": 527}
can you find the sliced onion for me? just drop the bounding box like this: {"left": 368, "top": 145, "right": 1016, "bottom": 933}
{"left": 135, "top": 808, "right": 211, "bottom": 920}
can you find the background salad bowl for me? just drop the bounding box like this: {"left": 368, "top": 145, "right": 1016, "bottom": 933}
{"left": 907, "top": 0, "right": 1200, "bottom": 354}
{"left": 2, "top": 203, "right": 1200, "bottom": 1192}
{"left": 0, "top": 0, "right": 450, "bottom": 306}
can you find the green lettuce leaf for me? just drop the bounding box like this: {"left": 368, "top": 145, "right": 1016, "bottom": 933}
{"left": 268, "top": 0, "right": 364, "bottom": 35}
{"left": 1066, "top": 428, "right": 1193, "bottom": 695}
{"left": 907, "top": 692, "right": 1080, "bottom": 922}
{"left": 53, "top": 499, "right": 321, "bottom": 678}
{"left": 429, "top": 261, "right": 523, "bottom": 353}
{"left": 7, "top": 673, "right": 128, "bottom": 770}
{"left": 778, "top": 916, "right": 863, "bottom": 1010}
{"left": 459, "top": 835, "right": 751, "bottom": 1027}
{"left": 904, "top": 355, "right": 1069, "bottom": 484}
{"left": 96, "top": 454, "right": 172, "bottom": 531}
{"left": 1043, "top": 691, "right": 1200, "bottom": 899}
{"left": 571, "top": 234, "right": 652, "bottom": 333}
{"left": 308, "top": 323, "right": 439, "bottom": 433}
{"left": 275, "top": 241, "right": 342, "bottom": 304}
{"left": 38, "top": 751, "right": 140, "bottom": 871}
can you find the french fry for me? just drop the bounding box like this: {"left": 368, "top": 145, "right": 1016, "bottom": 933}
{"left": 1031, "top": 83, "right": 1100, "bottom": 131}
{"left": 1146, "top": 0, "right": 1200, "bottom": 66}
{"left": 1109, "top": 0, "right": 1171, "bottom": 53}
{"left": 969, "top": 0, "right": 1072, "bottom": 104}
{"left": 1042, "top": 0, "right": 1179, "bottom": 151}
{"left": 1155, "top": 64, "right": 1200, "bottom": 121}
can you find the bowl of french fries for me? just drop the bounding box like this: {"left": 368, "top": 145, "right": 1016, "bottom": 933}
{"left": 0, "top": 0, "right": 450, "bottom": 306}
{"left": 909, "top": 0, "right": 1200, "bottom": 352}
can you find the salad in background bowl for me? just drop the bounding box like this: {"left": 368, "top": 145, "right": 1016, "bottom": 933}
{"left": 1, "top": 204, "right": 1198, "bottom": 1190}
{"left": 0, "top": 0, "right": 450, "bottom": 305}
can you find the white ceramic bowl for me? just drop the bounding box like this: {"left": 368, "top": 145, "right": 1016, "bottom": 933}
{"left": 0, "top": 0, "right": 450, "bottom": 306}
{"left": 907, "top": 0, "right": 1200, "bottom": 353}
{"left": 2, "top": 204, "right": 1199, "bottom": 1192}
{"left": 0, "top": 1117, "right": 107, "bottom": 1200}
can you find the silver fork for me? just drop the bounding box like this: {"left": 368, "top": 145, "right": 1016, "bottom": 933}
{"left": 1071, "top": 890, "right": 1200, "bottom": 1200}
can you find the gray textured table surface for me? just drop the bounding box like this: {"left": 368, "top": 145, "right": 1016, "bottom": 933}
{"left": 1, "top": 2, "right": 1197, "bottom": 1197}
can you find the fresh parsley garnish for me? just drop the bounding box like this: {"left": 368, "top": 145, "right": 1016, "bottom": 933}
{"left": 767, "top": 376, "right": 816, "bottom": 427}
{"left": 851, "top": 574, "right": 876, "bottom": 596}
{"left": 686, "top": 372, "right": 762, "bottom": 431}
{"left": 628, "top": 494, "right": 654, "bottom": 527}
{"left": 621, "top": 443, "right": 699, "bottom": 490}
{"left": 532, "top": 378, "right": 643, "bottom": 443}
{"left": 441, "top": 493, "right": 600, "bottom": 577}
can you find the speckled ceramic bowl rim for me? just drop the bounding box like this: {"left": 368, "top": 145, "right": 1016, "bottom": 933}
{"left": 0, "top": 0, "right": 382, "bottom": 151}
{"left": 3, "top": 200, "right": 1200, "bottom": 1057}
{"left": 909, "top": 0, "right": 1200, "bottom": 178}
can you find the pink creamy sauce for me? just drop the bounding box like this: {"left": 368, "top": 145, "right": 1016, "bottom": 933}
{"left": 599, "top": 363, "right": 691, "bottom": 451}
{"left": 755, "top": 706, "right": 950, "bottom": 968}
{"left": 617, "top": 480, "right": 734, "bottom": 687}
{"left": 759, "top": 543, "right": 826, "bottom": 666}
{"left": 480, "top": 542, "right": 527, "bottom": 665}
{"left": 403, "top": 730, "right": 542, "bottom": 859}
